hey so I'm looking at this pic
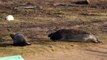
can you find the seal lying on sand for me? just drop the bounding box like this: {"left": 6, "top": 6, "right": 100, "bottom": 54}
{"left": 48, "top": 29, "right": 101, "bottom": 43}
{"left": 10, "top": 33, "right": 31, "bottom": 46}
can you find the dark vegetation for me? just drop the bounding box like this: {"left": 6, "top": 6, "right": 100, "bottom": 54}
{"left": 0, "top": 0, "right": 107, "bottom": 46}
{"left": 0, "top": 0, "right": 107, "bottom": 58}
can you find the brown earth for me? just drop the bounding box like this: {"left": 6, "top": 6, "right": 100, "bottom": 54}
{"left": 23, "top": 43, "right": 107, "bottom": 60}
{"left": 0, "top": 0, "right": 107, "bottom": 60}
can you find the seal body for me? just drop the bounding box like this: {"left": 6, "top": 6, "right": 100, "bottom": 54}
{"left": 10, "top": 33, "right": 31, "bottom": 46}
{"left": 48, "top": 29, "right": 100, "bottom": 43}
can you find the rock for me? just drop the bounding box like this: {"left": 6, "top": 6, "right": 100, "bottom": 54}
{"left": 48, "top": 29, "right": 101, "bottom": 43}
{"left": 10, "top": 33, "right": 31, "bottom": 46}
{"left": 6, "top": 15, "right": 14, "bottom": 21}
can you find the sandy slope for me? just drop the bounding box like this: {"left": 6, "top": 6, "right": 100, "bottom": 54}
{"left": 24, "top": 44, "right": 107, "bottom": 60}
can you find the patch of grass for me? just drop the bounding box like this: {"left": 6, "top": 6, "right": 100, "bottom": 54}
{"left": 0, "top": 0, "right": 107, "bottom": 58}
{"left": 81, "top": 13, "right": 107, "bottom": 16}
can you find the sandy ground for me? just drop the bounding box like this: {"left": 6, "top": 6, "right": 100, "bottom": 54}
{"left": 24, "top": 43, "right": 107, "bottom": 60}
{"left": 0, "top": 0, "right": 107, "bottom": 60}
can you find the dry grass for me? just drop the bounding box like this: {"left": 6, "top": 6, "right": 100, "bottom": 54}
{"left": 0, "top": 0, "right": 107, "bottom": 58}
